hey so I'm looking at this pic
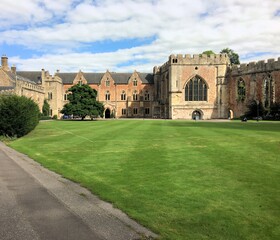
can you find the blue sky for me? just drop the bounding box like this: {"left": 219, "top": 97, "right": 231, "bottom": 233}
{"left": 0, "top": 0, "right": 280, "bottom": 73}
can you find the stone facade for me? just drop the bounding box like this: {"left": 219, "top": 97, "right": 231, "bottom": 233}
{"left": 1, "top": 54, "right": 279, "bottom": 119}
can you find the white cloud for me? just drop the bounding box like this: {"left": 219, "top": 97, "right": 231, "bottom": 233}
{"left": 1, "top": 0, "right": 280, "bottom": 72}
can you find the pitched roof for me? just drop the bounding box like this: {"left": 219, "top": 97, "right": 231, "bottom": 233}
{"left": 57, "top": 72, "right": 154, "bottom": 84}
{"left": 56, "top": 73, "right": 77, "bottom": 84}
{"left": 110, "top": 73, "right": 132, "bottom": 84}
{"left": 5, "top": 71, "right": 39, "bottom": 84}
{"left": 0, "top": 86, "right": 15, "bottom": 91}
{"left": 83, "top": 73, "right": 104, "bottom": 84}
{"left": 138, "top": 73, "right": 154, "bottom": 84}
{"left": 16, "top": 71, "right": 42, "bottom": 84}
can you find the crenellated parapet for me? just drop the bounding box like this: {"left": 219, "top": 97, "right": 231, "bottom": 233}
{"left": 154, "top": 53, "right": 230, "bottom": 74}
{"left": 231, "top": 57, "right": 280, "bottom": 75}
{"left": 169, "top": 53, "right": 230, "bottom": 65}
{"left": 17, "top": 78, "right": 44, "bottom": 93}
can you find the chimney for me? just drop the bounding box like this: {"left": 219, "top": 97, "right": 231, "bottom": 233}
{"left": 1, "top": 55, "right": 9, "bottom": 71}
{"left": 11, "top": 65, "right": 16, "bottom": 74}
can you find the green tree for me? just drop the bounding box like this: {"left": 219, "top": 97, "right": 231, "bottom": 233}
{"left": 202, "top": 50, "right": 215, "bottom": 56}
{"left": 61, "top": 84, "right": 104, "bottom": 120}
{"left": 0, "top": 95, "right": 40, "bottom": 137}
{"left": 220, "top": 48, "right": 240, "bottom": 64}
{"left": 245, "top": 100, "right": 265, "bottom": 119}
{"left": 42, "top": 99, "right": 50, "bottom": 116}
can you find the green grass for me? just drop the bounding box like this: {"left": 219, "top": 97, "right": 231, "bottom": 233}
{"left": 9, "top": 120, "right": 280, "bottom": 240}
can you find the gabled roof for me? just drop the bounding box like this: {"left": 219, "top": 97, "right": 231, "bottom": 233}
{"left": 110, "top": 73, "right": 132, "bottom": 84}
{"left": 138, "top": 73, "right": 154, "bottom": 84}
{"left": 16, "top": 71, "right": 42, "bottom": 84}
{"left": 5, "top": 71, "right": 38, "bottom": 84}
{"left": 56, "top": 73, "right": 77, "bottom": 84}
{"left": 57, "top": 72, "right": 154, "bottom": 84}
{"left": 83, "top": 73, "right": 104, "bottom": 84}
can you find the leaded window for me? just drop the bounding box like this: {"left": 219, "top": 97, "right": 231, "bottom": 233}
{"left": 133, "top": 78, "right": 137, "bottom": 86}
{"left": 144, "top": 91, "right": 150, "bottom": 101}
{"left": 133, "top": 91, "right": 138, "bottom": 101}
{"left": 185, "top": 76, "right": 207, "bottom": 101}
{"left": 105, "top": 78, "right": 110, "bottom": 87}
{"left": 121, "top": 91, "right": 126, "bottom": 100}
{"left": 105, "top": 91, "right": 110, "bottom": 101}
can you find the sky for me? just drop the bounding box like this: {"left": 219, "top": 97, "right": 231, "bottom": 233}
{"left": 0, "top": 0, "right": 279, "bottom": 73}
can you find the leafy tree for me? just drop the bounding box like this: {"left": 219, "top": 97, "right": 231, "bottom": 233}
{"left": 0, "top": 95, "right": 40, "bottom": 137}
{"left": 61, "top": 84, "right": 104, "bottom": 120}
{"left": 268, "top": 102, "right": 280, "bottom": 120}
{"left": 220, "top": 48, "right": 240, "bottom": 64}
{"left": 42, "top": 99, "right": 50, "bottom": 116}
{"left": 202, "top": 50, "right": 215, "bottom": 56}
{"left": 245, "top": 100, "right": 265, "bottom": 119}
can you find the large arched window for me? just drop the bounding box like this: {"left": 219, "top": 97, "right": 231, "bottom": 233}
{"left": 263, "top": 75, "right": 274, "bottom": 108}
{"left": 237, "top": 78, "right": 246, "bottom": 101}
{"left": 185, "top": 76, "right": 207, "bottom": 101}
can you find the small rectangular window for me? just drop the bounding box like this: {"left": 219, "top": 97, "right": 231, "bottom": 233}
{"left": 48, "top": 92, "right": 52, "bottom": 100}
{"left": 145, "top": 108, "right": 150, "bottom": 115}
{"left": 64, "top": 94, "right": 67, "bottom": 101}
{"left": 133, "top": 108, "right": 138, "bottom": 114}
{"left": 122, "top": 109, "right": 126, "bottom": 115}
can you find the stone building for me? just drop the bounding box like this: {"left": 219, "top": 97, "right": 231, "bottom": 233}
{"left": 0, "top": 54, "right": 279, "bottom": 120}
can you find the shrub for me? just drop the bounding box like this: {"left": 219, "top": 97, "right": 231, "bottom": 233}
{"left": 0, "top": 95, "right": 40, "bottom": 137}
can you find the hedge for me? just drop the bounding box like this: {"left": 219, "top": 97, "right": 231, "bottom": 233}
{"left": 0, "top": 95, "right": 40, "bottom": 137}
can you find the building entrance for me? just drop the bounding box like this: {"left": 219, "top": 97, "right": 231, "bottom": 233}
{"left": 192, "top": 110, "right": 202, "bottom": 120}
{"left": 105, "top": 109, "right": 111, "bottom": 118}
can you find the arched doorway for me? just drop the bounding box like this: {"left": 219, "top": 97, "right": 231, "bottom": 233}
{"left": 228, "top": 109, "right": 234, "bottom": 119}
{"left": 192, "top": 110, "right": 202, "bottom": 120}
{"left": 105, "top": 109, "right": 111, "bottom": 118}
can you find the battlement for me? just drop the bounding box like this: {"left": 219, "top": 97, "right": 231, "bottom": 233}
{"left": 231, "top": 57, "right": 280, "bottom": 75}
{"left": 153, "top": 53, "right": 230, "bottom": 74}
{"left": 169, "top": 53, "right": 230, "bottom": 65}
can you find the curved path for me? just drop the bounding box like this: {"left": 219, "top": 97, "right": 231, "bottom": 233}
{"left": 0, "top": 142, "right": 157, "bottom": 240}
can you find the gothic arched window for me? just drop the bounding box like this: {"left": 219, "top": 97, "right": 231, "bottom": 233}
{"left": 185, "top": 76, "right": 207, "bottom": 101}
{"left": 237, "top": 78, "right": 246, "bottom": 101}
{"left": 121, "top": 91, "right": 126, "bottom": 101}
{"left": 105, "top": 91, "right": 110, "bottom": 101}
{"left": 133, "top": 90, "right": 138, "bottom": 101}
{"left": 263, "top": 75, "right": 274, "bottom": 108}
{"left": 144, "top": 91, "right": 150, "bottom": 101}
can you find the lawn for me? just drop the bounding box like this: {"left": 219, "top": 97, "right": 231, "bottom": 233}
{"left": 9, "top": 120, "right": 280, "bottom": 240}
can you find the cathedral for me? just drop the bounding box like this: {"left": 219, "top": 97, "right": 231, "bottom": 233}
{"left": 0, "top": 54, "right": 279, "bottom": 120}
